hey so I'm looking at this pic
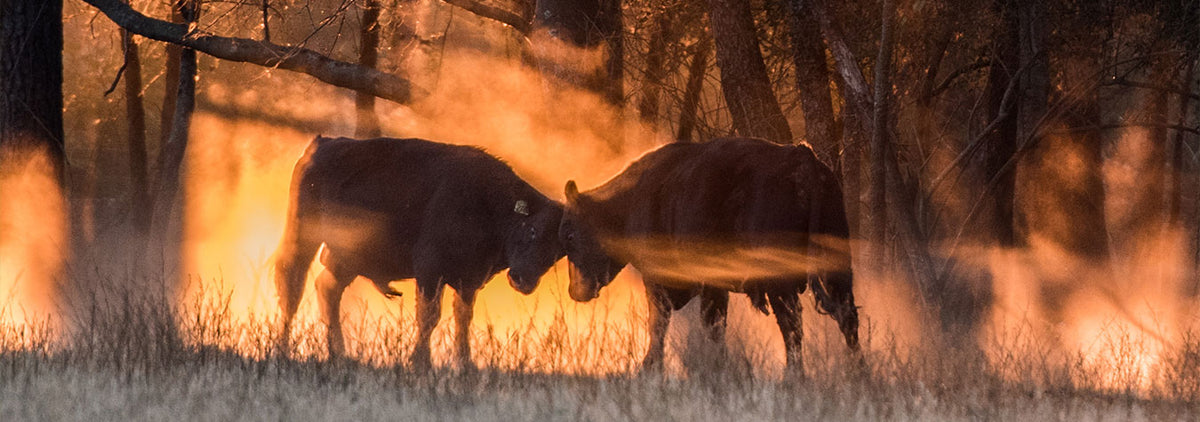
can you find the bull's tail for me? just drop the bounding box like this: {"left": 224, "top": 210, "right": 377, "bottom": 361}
{"left": 274, "top": 138, "right": 325, "bottom": 348}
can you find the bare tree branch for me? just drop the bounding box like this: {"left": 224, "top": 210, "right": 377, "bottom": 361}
{"left": 82, "top": 0, "right": 423, "bottom": 104}
{"left": 440, "top": 0, "right": 531, "bottom": 34}
{"left": 1106, "top": 76, "right": 1200, "bottom": 102}
{"left": 928, "top": 57, "right": 990, "bottom": 99}
{"left": 1050, "top": 122, "right": 1200, "bottom": 137}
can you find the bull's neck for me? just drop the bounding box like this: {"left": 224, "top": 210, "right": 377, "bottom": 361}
{"left": 582, "top": 193, "right": 628, "bottom": 236}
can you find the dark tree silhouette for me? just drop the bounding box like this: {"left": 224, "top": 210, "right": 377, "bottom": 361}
{"left": 0, "top": 0, "right": 65, "bottom": 175}
{"left": 706, "top": 0, "right": 791, "bottom": 143}
{"left": 356, "top": 0, "right": 383, "bottom": 138}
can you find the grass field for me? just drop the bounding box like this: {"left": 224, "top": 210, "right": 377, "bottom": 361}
{"left": 1, "top": 269, "right": 1198, "bottom": 422}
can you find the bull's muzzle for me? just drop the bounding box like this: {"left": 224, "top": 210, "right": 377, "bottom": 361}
{"left": 567, "top": 262, "right": 600, "bottom": 302}
{"left": 507, "top": 272, "right": 537, "bottom": 295}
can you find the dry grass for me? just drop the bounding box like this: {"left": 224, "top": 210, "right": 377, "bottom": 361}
{"left": 1, "top": 269, "right": 1199, "bottom": 422}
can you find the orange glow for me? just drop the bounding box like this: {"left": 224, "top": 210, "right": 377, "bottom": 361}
{"left": 979, "top": 234, "right": 1191, "bottom": 392}
{"left": 0, "top": 147, "right": 66, "bottom": 346}
{"left": 177, "top": 51, "right": 669, "bottom": 373}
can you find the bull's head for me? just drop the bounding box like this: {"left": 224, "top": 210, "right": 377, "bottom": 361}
{"left": 505, "top": 198, "right": 565, "bottom": 295}
{"left": 559, "top": 180, "right": 625, "bottom": 302}
{"left": 813, "top": 271, "right": 860, "bottom": 352}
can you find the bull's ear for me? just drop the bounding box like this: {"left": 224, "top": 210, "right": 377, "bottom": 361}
{"left": 564, "top": 180, "right": 580, "bottom": 206}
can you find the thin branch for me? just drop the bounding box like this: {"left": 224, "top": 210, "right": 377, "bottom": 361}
{"left": 104, "top": 52, "right": 130, "bottom": 96}
{"left": 82, "top": 0, "right": 423, "bottom": 104}
{"left": 928, "top": 57, "right": 990, "bottom": 99}
{"left": 440, "top": 0, "right": 531, "bottom": 34}
{"left": 261, "top": 0, "right": 270, "bottom": 42}
{"left": 1105, "top": 76, "right": 1200, "bottom": 102}
{"left": 926, "top": 57, "right": 1030, "bottom": 198}
{"left": 1050, "top": 122, "right": 1200, "bottom": 137}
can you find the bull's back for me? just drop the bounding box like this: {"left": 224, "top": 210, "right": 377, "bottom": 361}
{"left": 617, "top": 138, "right": 813, "bottom": 237}
{"left": 607, "top": 138, "right": 844, "bottom": 286}
{"left": 293, "top": 137, "right": 507, "bottom": 279}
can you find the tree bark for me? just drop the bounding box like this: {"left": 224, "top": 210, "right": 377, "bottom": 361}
{"left": 1010, "top": 0, "right": 1112, "bottom": 323}
{"left": 867, "top": 0, "right": 894, "bottom": 265}
{"left": 706, "top": 0, "right": 791, "bottom": 143}
{"left": 810, "top": 1, "right": 870, "bottom": 134}
{"left": 783, "top": 0, "right": 837, "bottom": 157}
{"left": 970, "top": 0, "right": 1019, "bottom": 247}
{"left": 148, "top": 0, "right": 198, "bottom": 272}
{"left": 261, "top": 0, "right": 270, "bottom": 41}
{"left": 441, "top": 0, "right": 531, "bottom": 33}
{"left": 159, "top": 5, "right": 182, "bottom": 158}
{"left": 676, "top": 36, "right": 710, "bottom": 142}
{"left": 120, "top": 15, "right": 150, "bottom": 234}
{"left": 0, "top": 0, "right": 65, "bottom": 175}
{"left": 813, "top": 0, "right": 936, "bottom": 308}
{"left": 637, "top": 12, "right": 672, "bottom": 124}
{"left": 355, "top": 0, "right": 381, "bottom": 138}
{"left": 810, "top": 0, "right": 864, "bottom": 247}
{"left": 1166, "top": 59, "right": 1194, "bottom": 229}
{"left": 82, "top": 0, "right": 421, "bottom": 105}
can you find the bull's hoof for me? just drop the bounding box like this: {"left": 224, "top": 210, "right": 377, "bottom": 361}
{"left": 639, "top": 355, "right": 664, "bottom": 374}
{"left": 273, "top": 337, "right": 293, "bottom": 359}
{"left": 457, "top": 358, "right": 478, "bottom": 374}
{"left": 782, "top": 364, "right": 807, "bottom": 383}
{"left": 846, "top": 350, "right": 868, "bottom": 379}
{"left": 409, "top": 349, "right": 433, "bottom": 370}
{"left": 383, "top": 287, "right": 403, "bottom": 299}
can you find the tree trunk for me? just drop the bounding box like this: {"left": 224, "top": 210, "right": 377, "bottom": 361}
{"left": 355, "top": 0, "right": 381, "bottom": 138}
{"left": 676, "top": 35, "right": 710, "bottom": 142}
{"left": 261, "top": 0, "right": 270, "bottom": 41}
{"left": 867, "top": 0, "right": 894, "bottom": 267}
{"left": 0, "top": 0, "right": 65, "bottom": 324}
{"left": 637, "top": 12, "right": 672, "bottom": 124}
{"left": 813, "top": 0, "right": 936, "bottom": 311}
{"left": 532, "top": 0, "right": 623, "bottom": 105}
{"left": 783, "top": 0, "right": 837, "bottom": 158}
{"left": 600, "top": 0, "right": 623, "bottom": 108}
{"left": 121, "top": 16, "right": 150, "bottom": 234}
{"left": 706, "top": 0, "right": 791, "bottom": 143}
{"left": 0, "top": 0, "right": 65, "bottom": 174}
{"left": 810, "top": 0, "right": 865, "bottom": 254}
{"left": 971, "top": 0, "right": 1019, "bottom": 248}
{"left": 1011, "top": 0, "right": 1112, "bottom": 323}
{"left": 531, "top": 0, "right": 623, "bottom": 151}
{"left": 1165, "top": 59, "right": 1193, "bottom": 229}
{"left": 159, "top": 4, "right": 182, "bottom": 158}
{"left": 148, "top": 0, "right": 198, "bottom": 274}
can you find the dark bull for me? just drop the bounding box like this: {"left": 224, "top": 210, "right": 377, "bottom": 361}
{"left": 559, "top": 137, "right": 860, "bottom": 372}
{"left": 274, "top": 136, "right": 564, "bottom": 367}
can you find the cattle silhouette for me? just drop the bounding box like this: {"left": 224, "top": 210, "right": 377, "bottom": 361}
{"left": 274, "top": 136, "right": 564, "bottom": 367}
{"left": 559, "top": 137, "right": 859, "bottom": 372}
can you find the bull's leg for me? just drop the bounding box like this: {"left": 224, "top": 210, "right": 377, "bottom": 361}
{"left": 316, "top": 268, "right": 355, "bottom": 358}
{"left": 274, "top": 242, "right": 318, "bottom": 355}
{"left": 642, "top": 284, "right": 673, "bottom": 372}
{"left": 699, "top": 288, "right": 729, "bottom": 347}
{"left": 410, "top": 281, "right": 444, "bottom": 369}
{"left": 275, "top": 276, "right": 301, "bottom": 355}
{"left": 768, "top": 291, "right": 804, "bottom": 375}
{"left": 452, "top": 288, "right": 477, "bottom": 371}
